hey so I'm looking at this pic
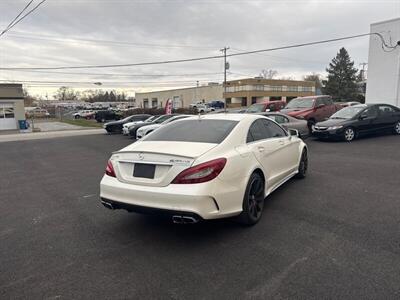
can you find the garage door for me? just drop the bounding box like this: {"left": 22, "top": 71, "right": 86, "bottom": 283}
{"left": 0, "top": 103, "right": 17, "bottom": 130}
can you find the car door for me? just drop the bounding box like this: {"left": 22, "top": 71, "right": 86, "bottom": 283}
{"left": 357, "top": 106, "right": 379, "bottom": 134}
{"left": 260, "top": 119, "right": 299, "bottom": 177}
{"left": 376, "top": 105, "right": 397, "bottom": 131}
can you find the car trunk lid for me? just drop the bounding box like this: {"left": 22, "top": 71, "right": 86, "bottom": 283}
{"left": 111, "top": 141, "right": 218, "bottom": 187}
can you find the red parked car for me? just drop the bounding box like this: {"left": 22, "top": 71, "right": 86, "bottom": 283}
{"left": 246, "top": 100, "right": 286, "bottom": 113}
{"left": 280, "top": 95, "right": 342, "bottom": 131}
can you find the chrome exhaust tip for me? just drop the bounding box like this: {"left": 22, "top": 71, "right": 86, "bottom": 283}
{"left": 172, "top": 215, "right": 199, "bottom": 224}
{"left": 182, "top": 216, "right": 199, "bottom": 224}
{"left": 101, "top": 201, "right": 114, "bottom": 210}
{"left": 172, "top": 216, "right": 183, "bottom": 224}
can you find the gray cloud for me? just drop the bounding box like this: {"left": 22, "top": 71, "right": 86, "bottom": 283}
{"left": 0, "top": 0, "right": 399, "bottom": 96}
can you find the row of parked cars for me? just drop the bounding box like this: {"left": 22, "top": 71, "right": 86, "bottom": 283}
{"left": 99, "top": 96, "right": 400, "bottom": 226}
{"left": 103, "top": 96, "right": 400, "bottom": 142}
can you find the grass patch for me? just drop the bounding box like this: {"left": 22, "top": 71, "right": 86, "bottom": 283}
{"left": 61, "top": 119, "right": 103, "bottom": 128}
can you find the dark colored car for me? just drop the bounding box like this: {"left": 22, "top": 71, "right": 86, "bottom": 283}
{"left": 104, "top": 114, "right": 151, "bottom": 133}
{"left": 246, "top": 100, "right": 286, "bottom": 113}
{"left": 207, "top": 100, "right": 225, "bottom": 109}
{"left": 312, "top": 103, "right": 400, "bottom": 142}
{"left": 128, "top": 114, "right": 179, "bottom": 138}
{"left": 259, "top": 112, "right": 309, "bottom": 139}
{"left": 95, "top": 110, "right": 122, "bottom": 123}
{"left": 281, "top": 96, "right": 341, "bottom": 131}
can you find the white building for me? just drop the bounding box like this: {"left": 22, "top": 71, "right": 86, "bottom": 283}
{"left": 366, "top": 17, "right": 400, "bottom": 106}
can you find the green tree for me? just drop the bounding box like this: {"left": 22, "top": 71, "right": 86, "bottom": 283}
{"left": 323, "top": 48, "right": 358, "bottom": 101}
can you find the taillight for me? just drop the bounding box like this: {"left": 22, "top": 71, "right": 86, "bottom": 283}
{"left": 105, "top": 160, "right": 116, "bottom": 177}
{"left": 172, "top": 158, "right": 226, "bottom": 184}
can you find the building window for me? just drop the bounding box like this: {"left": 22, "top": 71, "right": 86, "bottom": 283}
{"left": 0, "top": 105, "right": 15, "bottom": 118}
{"left": 300, "top": 86, "right": 313, "bottom": 92}
{"left": 151, "top": 98, "right": 158, "bottom": 108}
{"left": 143, "top": 99, "right": 149, "bottom": 108}
{"left": 172, "top": 96, "right": 181, "bottom": 108}
{"left": 270, "top": 86, "right": 283, "bottom": 92}
{"left": 286, "top": 86, "right": 298, "bottom": 92}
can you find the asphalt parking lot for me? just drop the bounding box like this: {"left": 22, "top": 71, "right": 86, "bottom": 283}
{"left": 1, "top": 133, "right": 400, "bottom": 299}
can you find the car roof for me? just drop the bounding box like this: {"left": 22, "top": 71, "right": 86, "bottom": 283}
{"left": 187, "top": 113, "right": 261, "bottom": 122}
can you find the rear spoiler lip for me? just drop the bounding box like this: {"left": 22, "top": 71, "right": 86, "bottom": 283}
{"left": 111, "top": 150, "right": 194, "bottom": 159}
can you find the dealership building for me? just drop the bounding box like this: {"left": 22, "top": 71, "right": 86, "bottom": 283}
{"left": 0, "top": 84, "right": 25, "bottom": 131}
{"left": 135, "top": 78, "right": 315, "bottom": 109}
{"left": 224, "top": 78, "right": 315, "bottom": 107}
{"left": 366, "top": 17, "right": 400, "bottom": 106}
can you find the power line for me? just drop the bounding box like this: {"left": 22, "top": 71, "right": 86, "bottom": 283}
{"left": 0, "top": 32, "right": 396, "bottom": 70}
{"left": 6, "top": 31, "right": 217, "bottom": 50}
{"left": 3, "top": 69, "right": 224, "bottom": 77}
{"left": 0, "top": 0, "right": 48, "bottom": 38}
{"left": 0, "top": 0, "right": 34, "bottom": 37}
{"left": 0, "top": 79, "right": 219, "bottom": 85}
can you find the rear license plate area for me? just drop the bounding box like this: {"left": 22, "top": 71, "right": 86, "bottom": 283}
{"left": 133, "top": 163, "right": 156, "bottom": 179}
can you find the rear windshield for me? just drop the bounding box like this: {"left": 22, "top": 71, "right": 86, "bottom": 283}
{"left": 143, "top": 119, "right": 238, "bottom": 143}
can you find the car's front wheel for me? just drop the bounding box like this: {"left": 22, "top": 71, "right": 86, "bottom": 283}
{"left": 343, "top": 127, "right": 356, "bottom": 142}
{"left": 394, "top": 121, "right": 400, "bottom": 135}
{"left": 237, "top": 172, "right": 265, "bottom": 226}
{"left": 295, "top": 149, "right": 308, "bottom": 179}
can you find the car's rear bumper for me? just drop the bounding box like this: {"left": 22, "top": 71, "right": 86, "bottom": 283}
{"left": 100, "top": 174, "right": 243, "bottom": 220}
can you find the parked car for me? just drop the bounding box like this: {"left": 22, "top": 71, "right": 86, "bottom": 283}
{"left": 196, "top": 104, "right": 215, "bottom": 113}
{"left": 73, "top": 110, "right": 95, "bottom": 119}
{"left": 281, "top": 96, "right": 341, "bottom": 131}
{"left": 336, "top": 101, "right": 362, "bottom": 108}
{"left": 259, "top": 112, "right": 309, "bottom": 139}
{"left": 246, "top": 100, "right": 286, "bottom": 113}
{"left": 25, "top": 107, "right": 50, "bottom": 118}
{"left": 136, "top": 115, "right": 191, "bottom": 139}
{"left": 128, "top": 114, "right": 179, "bottom": 138}
{"left": 189, "top": 101, "right": 204, "bottom": 109}
{"left": 207, "top": 100, "right": 225, "bottom": 109}
{"left": 312, "top": 103, "right": 400, "bottom": 141}
{"left": 104, "top": 114, "right": 151, "bottom": 133}
{"left": 100, "top": 114, "right": 308, "bottom": 225}
{"left": 95, "top": 110, "right": 122, "bottom": 123}
{"left": 122, "top": 115, "right": 159, "bottom": 135}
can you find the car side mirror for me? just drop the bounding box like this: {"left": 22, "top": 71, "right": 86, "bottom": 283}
{"left": 359, "top": 113, "right": 368, "bottom": 120}
{"left": 288, "top": 128, "right": 299, "bottom": 138}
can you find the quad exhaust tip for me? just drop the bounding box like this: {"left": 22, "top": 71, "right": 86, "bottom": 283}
{"left": 101, "top": 201, "right": 114, "bottom": 210}
{"left": 172, "top": 215, "right": 199, "bottom": 224}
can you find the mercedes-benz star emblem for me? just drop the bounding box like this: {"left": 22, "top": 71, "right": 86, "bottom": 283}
{"left": 138, "top": 153, "right": 144, "bottom": 160}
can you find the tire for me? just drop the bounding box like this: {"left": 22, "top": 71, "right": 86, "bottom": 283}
{"left": 343, "top": 127, "right": 356, "bottom": 142}
{"left": 237, "top": 173, "right": 265, "bottom": 226}
{"left": 101, "top": 118, "right": 106, "bottom": 123}
{"left": 394, "top": 121, "right": 400, "bottom": 135}
{"left": 74, "top": 115, "right": 80, "bottom": 119}
{"left": 307, "top": 119, "right": 315, "bottom": 134}
{"left": 295, "top": 149, "right": 308, "bottom": 179}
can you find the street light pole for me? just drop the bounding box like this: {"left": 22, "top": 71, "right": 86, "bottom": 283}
{"left": 220, "top": 47, "right": 229, "bottom": 113}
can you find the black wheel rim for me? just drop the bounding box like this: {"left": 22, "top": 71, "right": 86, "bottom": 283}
{"left": 248, "top": 178, "right": 264, "bottom": 220}
{"left": 303, "top": 152, "right": 308, "bottom": 174}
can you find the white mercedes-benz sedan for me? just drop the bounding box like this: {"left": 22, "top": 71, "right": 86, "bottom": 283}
{"left": 100, "top": 114, "right": 308, "bottom": 225}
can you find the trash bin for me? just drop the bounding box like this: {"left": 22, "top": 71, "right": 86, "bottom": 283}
{"left": 18, "top": 120, "right": 28, "bottom": 130}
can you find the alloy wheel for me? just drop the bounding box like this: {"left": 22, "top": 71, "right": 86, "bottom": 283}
{"left": 395, "top": 122, "right": 400, "bottom": 134}
{"left": 344, "top": 128, "right": 355, "bottom": 142}
{"left": 247, "top": 177, "right": 264, "bottom": 220}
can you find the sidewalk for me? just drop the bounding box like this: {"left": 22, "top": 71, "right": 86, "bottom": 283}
{"left": 0, "top": 128, "right": 104, "bottom": 143}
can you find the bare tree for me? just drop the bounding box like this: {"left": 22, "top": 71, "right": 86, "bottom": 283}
{"left": 259, "top": 69, "right": 278, "bottom": 79}
{"left": 55, "top": 86, "right": 78, "bottom": 101}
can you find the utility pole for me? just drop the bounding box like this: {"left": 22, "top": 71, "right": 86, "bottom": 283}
{"left": 359, "top": 62, "right": 368, "bottom": 81}
{"left": 220, "top": 47, "right": 229, "bottom": 112}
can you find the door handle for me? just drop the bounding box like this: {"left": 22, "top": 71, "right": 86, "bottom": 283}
{"left": 258, "top": 146, "right": 265, "bottom": 152}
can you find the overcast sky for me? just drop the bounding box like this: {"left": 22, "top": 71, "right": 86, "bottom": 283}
{"left": 0, "top": 0, "right": 399, "bottom": 98}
